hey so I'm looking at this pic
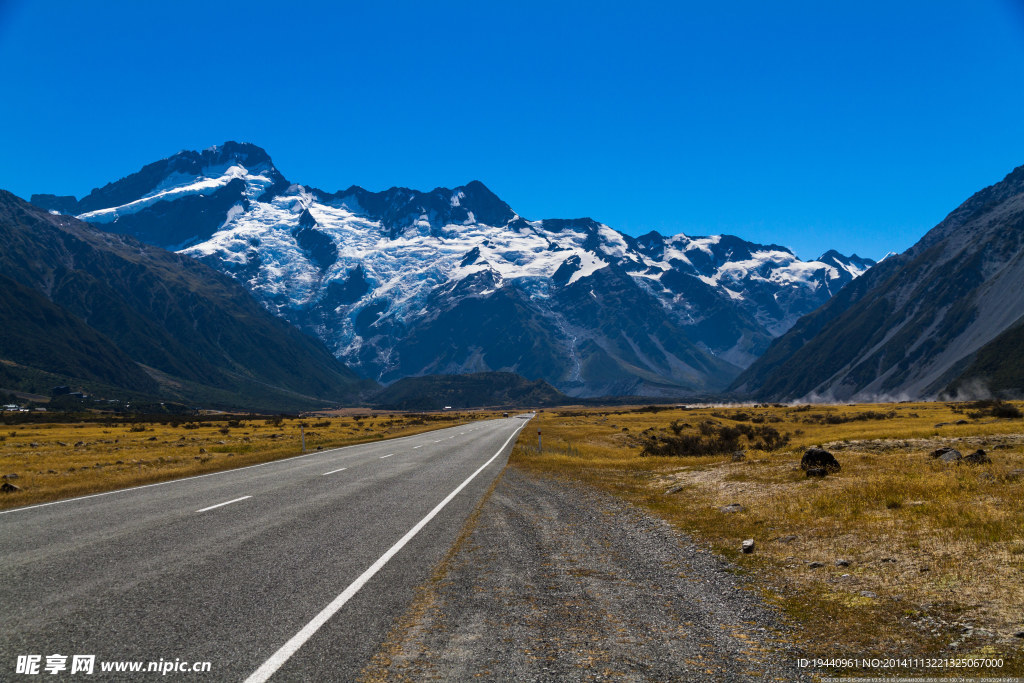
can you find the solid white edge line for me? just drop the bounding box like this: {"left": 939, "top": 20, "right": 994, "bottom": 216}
{"left": 321, "top": 468, "right": 348, "bottom": 476}
{"left": 379, "top": 454, "right": 394, "bottom": 459}
{"left": 0, "top": 419, "right": 498, "bottom": 516}
{"left": 243, "top": 421, "right": 527, "bottom": 683}
{"left": 195, "top": 495, "right": 252, "bottom": 513}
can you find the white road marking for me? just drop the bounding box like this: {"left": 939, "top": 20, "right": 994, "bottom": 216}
{"left": 413, "top": 445, "right": 422, "bottom": 449}
{"left": 322, "top": 467, "right": 348, "bottom": 476}
{"left": 196, "top": 496, "right": 251, "bottom": 513}
{"left": 379, "top": 454, "right": 394, "bottom": 459}
{"left": 243, "top": 421, "right": 528, "bottom": 683}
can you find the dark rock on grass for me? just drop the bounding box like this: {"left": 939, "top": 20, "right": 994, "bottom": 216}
{"left": 731, "top": 450, "right": 746, "bottom": 462}
{"left": 777, "top": 535, "right": 798, "bottom": 543}
{"left": 963, "top": 449, "right": 991, "bottom": 465}
{"left": 805, "top": 467, "right": 828, "bottom": 478}
{"left": 1007, "top": 469, "right": 1024, "bottom": 481}
{"left": 808, "top": 561, "right": 824, "bottom": 569}
{"left": 835, "top": 559, "right": 850, "bottom": 567}
{"left": 741, "top": 539, "right": 755, "bottom": 553}
{"left": 720, "top": 503, "right": 745, "bottom": 513}
{"left": 801, "top": 447, "right": 840, "bottom": 473}
{"left": 665, "top": 483, "right": 686, "bottom": 495}
{"left": 1, "top": 481, "right": 22, "bottom": 493}
{"left": 2, "top": 473, "right": 19, "bottom": 480}
{"left": 933, "top": 447, "right": 963, "bottom": 463}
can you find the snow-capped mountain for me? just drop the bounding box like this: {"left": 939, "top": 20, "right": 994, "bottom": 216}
{"left": 33, "top": 142, "right": 874, "bottom": 397}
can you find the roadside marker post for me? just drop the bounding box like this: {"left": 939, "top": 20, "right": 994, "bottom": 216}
{"left": 301, "top": 426, "right": 306, "bottom": 453}
{"left": 538, "top": 429, "right": 542, "bottom": 452}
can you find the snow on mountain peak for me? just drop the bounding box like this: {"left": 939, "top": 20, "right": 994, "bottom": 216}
{"left": 52, "top": 142, "right": 877, "bottom": 395}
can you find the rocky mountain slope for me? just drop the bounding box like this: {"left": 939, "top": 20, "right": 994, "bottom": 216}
{"left": 0, "top": 190, "right": 371, "bottom": 410}
{"left": 33, "top": 142, "right": 873, "bottom": 397}
{"left": 731, "top": 163, "right": 1024, "bottom": 401}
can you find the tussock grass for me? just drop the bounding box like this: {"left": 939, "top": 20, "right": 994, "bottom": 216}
{"left": 0, "top": 412, "right": 495, "bottom": 510}
{"left": 511, "top": 401, "right": 1024, "bottom": 676}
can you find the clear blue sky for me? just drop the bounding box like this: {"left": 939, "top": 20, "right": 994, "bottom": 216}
{"left": 2, "top": 0, "right": 1023, "bottom": 261}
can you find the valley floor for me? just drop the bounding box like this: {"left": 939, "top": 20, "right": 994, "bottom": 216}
{"left": 361, "top": 466, "right": 806, "bottom": 682}
{"left": 474, "top": 401, "right": 1024, "bottom": 680}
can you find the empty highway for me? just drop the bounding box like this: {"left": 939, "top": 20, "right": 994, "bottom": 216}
{"left": 1, "top": 415, "right": 530, "bottom": 680}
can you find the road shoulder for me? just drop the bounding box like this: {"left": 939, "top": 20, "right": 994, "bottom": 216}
{"left": 361, "top": 465, "right": 806, "bottom": 681}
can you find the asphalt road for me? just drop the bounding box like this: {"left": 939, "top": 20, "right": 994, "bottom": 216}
{"left": 0, "top": 415, "right": 530, "bottom": 681}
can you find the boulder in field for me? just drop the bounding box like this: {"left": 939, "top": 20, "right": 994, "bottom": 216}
{"left": 963, "top": 449, "right": 991, "bottom": 465}
{"left": 801, "top": 447, "right": 840, "bottom": 473}
{"left": 933, "top": 447, "right": 962, "bottom": 463}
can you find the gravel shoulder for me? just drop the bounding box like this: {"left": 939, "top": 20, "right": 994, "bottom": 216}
{"left": 361, "top": 465, "right": 807, "bottom": 681}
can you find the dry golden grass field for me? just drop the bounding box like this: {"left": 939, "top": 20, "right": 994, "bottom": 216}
{"left": 510, "top": 400, "right": 1024, "bottom": 678}
{"left": 0, "top": 411, "right": 495, "bottom": 510}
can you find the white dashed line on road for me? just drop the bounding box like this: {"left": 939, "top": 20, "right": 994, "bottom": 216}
{"left": 196, "top": 496, "right": 251, "bottom": 513}
{"left": 243, "top": 422, "right": 527, "bottom": 683}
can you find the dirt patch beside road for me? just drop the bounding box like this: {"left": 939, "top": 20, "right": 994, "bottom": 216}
{"left": 362, "top": 466, "right": 806, "bottom": 681}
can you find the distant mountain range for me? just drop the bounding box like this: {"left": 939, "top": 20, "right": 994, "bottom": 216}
{"left": 372, "top": 372, "right": 566, "bottom": 410}
{"left": 732, "top": 163, "right": 1024, "bottom": 401}
{"left": 0, "top": 191, "right": 371, "bottom": 411}
{"left": 32, "top": 142, "right": 874, "bottom": 398}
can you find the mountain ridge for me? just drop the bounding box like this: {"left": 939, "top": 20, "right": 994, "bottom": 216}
{"left": 32, "top": 142, "right": 875, "bottom": 398}
{"left": 1, "top": 190, "right": 372, "bottom": 410}
{"left": 731, "top": 162, "right": 1024, "bottom": 401}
